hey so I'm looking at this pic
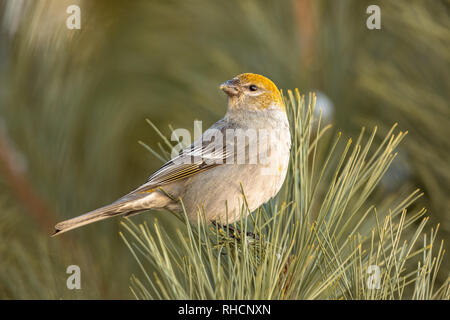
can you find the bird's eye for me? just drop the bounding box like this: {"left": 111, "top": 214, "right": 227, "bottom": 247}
{"left": 249, "top": 84, "right": 258, "bottom": 91}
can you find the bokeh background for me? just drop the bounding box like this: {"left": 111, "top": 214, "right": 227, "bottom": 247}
{"left": 0, "top": 0, "right": 448, "bottom": 299}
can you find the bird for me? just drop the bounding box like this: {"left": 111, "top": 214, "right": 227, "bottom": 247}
{"left": 52, "top": 73, "right": 291, "bottom": 236}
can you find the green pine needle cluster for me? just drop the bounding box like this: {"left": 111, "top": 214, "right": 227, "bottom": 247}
{"left": 121, "top": 92, "right": 449, "bottom": 300}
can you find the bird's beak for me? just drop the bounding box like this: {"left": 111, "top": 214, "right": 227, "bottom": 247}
{"left": 220, "top": 79, "right": 240, "bottom": 97}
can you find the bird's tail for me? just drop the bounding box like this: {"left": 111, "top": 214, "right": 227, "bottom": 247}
{"left": 52, "top": 191, "right": 161, "bottom": 236}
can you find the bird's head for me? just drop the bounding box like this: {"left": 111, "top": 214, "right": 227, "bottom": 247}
{"left": 220, "top": 73, "right": 284, "bottom": 112}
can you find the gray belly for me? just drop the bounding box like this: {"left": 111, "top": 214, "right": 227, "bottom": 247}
{"left": 178, "top": 152, "right": 289, "bottom": 224}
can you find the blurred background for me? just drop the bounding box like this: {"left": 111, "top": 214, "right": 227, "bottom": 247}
{"left": 0, "top": 0, "right": 448, "bottom": 299}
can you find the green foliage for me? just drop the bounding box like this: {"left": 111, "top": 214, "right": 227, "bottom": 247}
{"left": 121, "top": 93, "right": 449, "bottom": 299}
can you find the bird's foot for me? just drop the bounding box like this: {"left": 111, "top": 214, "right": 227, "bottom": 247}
{"left": 211, "top": 221, "right": 260, "bottom": 241}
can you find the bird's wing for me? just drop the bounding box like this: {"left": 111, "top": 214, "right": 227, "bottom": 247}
{"left": 130, "top": 119, "right": 238, "bottom": 194}
{"left": 52, "top": 119, "right": 244, "bottom": 236}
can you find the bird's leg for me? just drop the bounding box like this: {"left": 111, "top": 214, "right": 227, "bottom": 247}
{"left": 211, "top": 221, "right": 259, "bottom": 241}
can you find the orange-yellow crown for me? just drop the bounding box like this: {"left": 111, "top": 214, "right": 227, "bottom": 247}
{"left": 236, "top": 73, "right": 283, "bottom": 108}
{"left": 237, "top": 73, "right": 278, "bottom": 91}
